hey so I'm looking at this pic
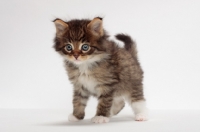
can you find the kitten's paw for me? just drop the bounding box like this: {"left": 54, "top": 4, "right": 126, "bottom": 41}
{"left": 135, "top": 113, "right": 148, "bottom": 121}
{"left": 68, "top": 114, "right": 79, "bottom": 122}
{"left": 91, "top": 116, "right": 110, "bottom": 123}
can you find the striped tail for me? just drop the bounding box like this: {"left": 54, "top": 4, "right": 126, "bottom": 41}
{"left": 115, "top": 34, "right": 137, "bottom": 58}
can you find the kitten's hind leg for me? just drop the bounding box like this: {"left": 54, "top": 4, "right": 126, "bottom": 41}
{"left": 126, "top": 85, "right": 148, "bottom": 121}
{"left": 131, "top": 100, "right": 148, "bottom": 121}
{"left": 110, "top": 97, "right": 125, "bottom": 117}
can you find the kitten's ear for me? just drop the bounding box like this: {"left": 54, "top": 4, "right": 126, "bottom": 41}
{"left": 87, "top": 17, "right": 103, "bottom": 37}
{"left": 53, "top": 19, "right": 68, "bottom": 38}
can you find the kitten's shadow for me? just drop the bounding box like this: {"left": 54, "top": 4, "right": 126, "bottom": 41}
{"left": 37, "top": 116, "right": 134, "bottom": 126}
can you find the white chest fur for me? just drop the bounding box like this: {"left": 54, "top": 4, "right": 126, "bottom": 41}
{"left": 78, "top": 73, "right": 98, "bottom": 94}
{"left": 77, "top": 64, "right": 98, "bottom": 94}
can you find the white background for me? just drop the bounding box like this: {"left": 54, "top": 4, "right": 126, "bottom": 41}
{"left": 0, "top": 0, "right": 200, "bottom": 110}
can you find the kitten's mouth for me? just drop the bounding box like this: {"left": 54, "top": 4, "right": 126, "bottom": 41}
{"left": 73, "top": 59, "right": 83, "bottom": 65}
{"left": 73, "top": 58, "right": 82, "bottom": 62}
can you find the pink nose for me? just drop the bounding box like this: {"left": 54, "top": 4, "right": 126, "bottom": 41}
{"left": 73, "top": 54, "right": 79, "bottom": 59}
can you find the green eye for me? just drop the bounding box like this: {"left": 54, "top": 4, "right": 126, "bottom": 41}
{"left": 66, "top": 44, "right": 72, "bottom": 51}
{"left": 82, "top": 44, "right": 89, "bottom": 51}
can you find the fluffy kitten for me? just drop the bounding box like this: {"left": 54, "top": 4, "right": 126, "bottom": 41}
{"left": 53, "top": 17, "right": 148, "bottom": 123}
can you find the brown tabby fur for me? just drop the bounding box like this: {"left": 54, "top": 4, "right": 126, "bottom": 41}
{"left": 53, "top": 17, "right": 145, "bottom": 120}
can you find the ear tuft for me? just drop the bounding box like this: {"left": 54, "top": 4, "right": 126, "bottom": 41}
{"left": 96, "top": 17, "right": 103, "bottom": 20}
{"left": 54, "top": 19, "right": 68, "bottom": 37}
{"left": 87, "top": 17, "right": 103, "bottom": 37}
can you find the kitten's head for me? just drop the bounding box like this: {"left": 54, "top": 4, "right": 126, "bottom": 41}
{"left": 53, "top": 17, "right": 109, "bottom": 66}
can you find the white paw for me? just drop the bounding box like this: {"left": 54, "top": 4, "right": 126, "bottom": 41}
{"left": 91, "top": 116, "right": 110, "bottom": 123}
{"left": 68, "top": 114, "right": 79, "bottom": 122}
{"left": 135, "top": 113, "right": 148, "bottom": 121}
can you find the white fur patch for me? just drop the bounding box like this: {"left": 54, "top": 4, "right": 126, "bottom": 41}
{"left": 135, "top": 113, "right": 148, "bottom": 121}
{"left": 131, "top": 101, "right": 148, "bottom": 121}
{"left": 78, "top": 71, "right": 98, "bottom": 95}
{"left": 64, "top": 53, "right": 109, "bottom": 95}
{"left": 68, "top": 114, "right": 79, "bottom": 122}
{"left": 76, "top": 54, "right": 109, "bottom": 95}
{"left": 91, "top": 116, "right": 110, "bottom": 123}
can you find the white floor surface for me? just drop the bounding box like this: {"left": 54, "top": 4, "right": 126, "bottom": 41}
{"left": 0, "top": 109, "right": 200, "bottom": 132}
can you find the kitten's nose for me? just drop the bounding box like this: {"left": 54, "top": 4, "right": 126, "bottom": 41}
{"left": 73, "top": 54, "right": 79, "bottom": 59}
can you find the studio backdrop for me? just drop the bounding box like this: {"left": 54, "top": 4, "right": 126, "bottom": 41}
{"left": 0, "top": 0, "right": 200, "bottom": 110}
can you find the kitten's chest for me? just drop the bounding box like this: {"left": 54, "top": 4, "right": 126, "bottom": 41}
{"left": 78, "top": 71, "right": 98, "bottom": 94}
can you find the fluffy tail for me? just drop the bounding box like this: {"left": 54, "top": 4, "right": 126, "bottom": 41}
{"left": 115, "top": 34, "right": 137, "bottom": 57}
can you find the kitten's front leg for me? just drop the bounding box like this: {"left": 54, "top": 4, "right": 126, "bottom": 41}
{"left": 91, "top": 93, "right": 113, "bottom": 123}
{"left": 68, "top": 88, "right": 89, "bottom": 122}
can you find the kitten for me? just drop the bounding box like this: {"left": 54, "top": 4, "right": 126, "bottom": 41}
{"left": 53, "top": 17, "right": 148, "bottom": 123}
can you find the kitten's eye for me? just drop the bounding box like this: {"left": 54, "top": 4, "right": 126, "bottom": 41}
{"left": 82, "top": 44, "right": 89, "bottom": 51}
{"left": 65, "top": 44, "right": 72, "bottom": 51}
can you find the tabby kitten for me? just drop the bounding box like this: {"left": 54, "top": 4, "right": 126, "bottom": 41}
{"left": 53, "top": 17, "right": 148, "bottom": 123}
